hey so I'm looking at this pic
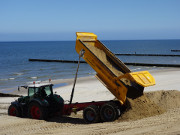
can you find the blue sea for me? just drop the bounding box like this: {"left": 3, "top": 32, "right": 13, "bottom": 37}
{"left": 0, "top": 40, "right": 180, "bottom": 92}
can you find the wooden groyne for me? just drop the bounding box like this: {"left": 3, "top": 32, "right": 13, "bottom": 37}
{"left": 115, "top": 53, "right": 180, "bottom": 57}
{"left": 29, "top": 59, "right": 86, "bottom": 63}
{"left": 171, "top": 50, "right": 180, "bottom": 52}
{"left": 0, "top": 93, "right": 20, "bottom": 97}
{"left": 29, "top": 59, "right": 180, "bottom": 67}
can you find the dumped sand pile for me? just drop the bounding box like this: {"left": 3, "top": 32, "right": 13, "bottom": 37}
{"left": 145, "top": 90, "right": 180, "bottom": 110}
{"left": 120, "top": 94, "right": 165, "bottom": 121}
{"left": 119, "top": 90, "right": 180, "bottom": 121}
{"left": 85, "top": 43, "right": 124, "bottom": 76}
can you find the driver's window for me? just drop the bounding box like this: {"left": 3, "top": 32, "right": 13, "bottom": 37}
{"left": 44, "top": 86, "right": 52, "bottom": 96}
{"left": 28, "top": 88, "right": 34, "bottom": 96}
{"left": 28, "top": 87, "right": 39, "bottom": 96}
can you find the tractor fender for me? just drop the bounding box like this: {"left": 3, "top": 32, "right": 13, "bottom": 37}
{"left": 11, "top": 101, "right": 21, "bottom": 108}
{"left": 53, "top": 94, "right": 64, "bottom": 104}
{"left": 29, "top": 98, "right": 49, "bottom": 107}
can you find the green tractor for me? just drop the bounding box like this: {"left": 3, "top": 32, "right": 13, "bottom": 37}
{"left": 8, "top": 82, "right": 64, "bottom": 120}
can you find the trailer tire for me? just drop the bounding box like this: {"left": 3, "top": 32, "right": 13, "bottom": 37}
{"left": 28, "top": 102, "right": 48, "bottom": 120}
{"left": 100, "top": 102, "right": 119, "bottom": 122}
{"left": 8, "top": 104, "right": 21, "bottom": 117}
{"left": 83, "top": 105, "right": 100, "bottom": 123}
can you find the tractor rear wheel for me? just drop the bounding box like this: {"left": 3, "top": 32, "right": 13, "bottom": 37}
{"left": 100, "top": 102, "right": 120, "bottom": 122}
{"left": 8, "top": 104, "right": 21, "bottom": 117}
{"left": 28, "top": 102, "right": 47, "bottom": 120}
{"left": 83, "top": 105, "right": 100, "bottom": 123}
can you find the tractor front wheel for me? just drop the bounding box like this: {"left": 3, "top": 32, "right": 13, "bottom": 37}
{"left": 28, "top": 102, "right": 47, "bottom": 120}
{"left": 8, "top": 104, "right": 21, "bottom": 117}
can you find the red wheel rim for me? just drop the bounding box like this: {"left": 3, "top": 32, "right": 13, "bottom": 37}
{"left": 31, "top": 105, "right": 41, "bottom": 119}
{"left": 9, "top": 107, "right": 16, "bottom": 116}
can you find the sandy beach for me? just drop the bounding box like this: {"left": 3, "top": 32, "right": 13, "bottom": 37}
{"left": 0, "top": 68, "right": 180, "bottom": 135}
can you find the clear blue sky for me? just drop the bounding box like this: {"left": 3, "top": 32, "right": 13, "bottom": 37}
{"left": 0, "top": 0, "right": 180, "bottom": 41}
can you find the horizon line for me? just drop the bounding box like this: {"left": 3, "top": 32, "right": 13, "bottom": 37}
{"left": 0, "top": 38, "right": 180, "bottom": 42}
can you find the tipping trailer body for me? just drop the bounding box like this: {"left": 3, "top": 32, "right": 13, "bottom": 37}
{"left": 75, "top": 32, "right": 155, "bottom": 105}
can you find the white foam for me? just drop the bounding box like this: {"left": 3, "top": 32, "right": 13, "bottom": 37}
{"left": 9, "top": 78, "right": 15, "bottom": 80}
{"left": 30, "top": 77, "right": 38, "bottom": 79}
{"left": 13, "top": 73, "right": 24, "bottom": 76}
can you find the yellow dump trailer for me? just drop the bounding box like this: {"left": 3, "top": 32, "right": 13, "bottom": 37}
{"left": 75, "top": 32, "right": 155, "bottom": 105}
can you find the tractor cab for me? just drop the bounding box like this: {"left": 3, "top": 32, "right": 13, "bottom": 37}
{"left": 27, "top": 83, "right": 53, "bottom": 98}
{"left": 17, "top": 82, "right": 54, "bottom": 104}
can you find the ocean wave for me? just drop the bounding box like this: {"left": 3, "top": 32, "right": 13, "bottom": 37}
{"left": 13, "top": 72, "right": 24, "bottom": 76}
{"left": 30, "top": 77, "right": 38, "bottom": 79}
{"left": 131, "top": 69, "right": 137, "bottom": 71}
{"left": 9, "top": 78, "right": 15, "bottom": 80}
{"left": 131, "top": 68, "right": 140, "bottom": 71}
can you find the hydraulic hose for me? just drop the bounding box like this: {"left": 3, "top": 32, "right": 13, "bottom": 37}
{"left": 69, "top": 49, "right": 85, "bottom": 105}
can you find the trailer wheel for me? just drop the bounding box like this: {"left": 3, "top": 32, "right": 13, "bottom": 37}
{"left": 83, "top": 105, "right": 100, "bottom": 123}
{"left": 28, "top": 102, "right": 47, "bottom": 120}
{"left": 100, "top": 102, "right": 120, "bottom": 122}
{"left": 8, "top": 104, "right": 21, "bottom": 117}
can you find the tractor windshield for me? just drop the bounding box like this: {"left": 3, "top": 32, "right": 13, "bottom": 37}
{"left": 28, "top": 85, "right": 53, "bottom": 97}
